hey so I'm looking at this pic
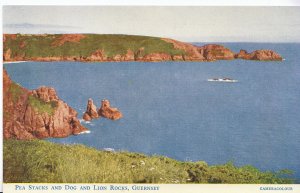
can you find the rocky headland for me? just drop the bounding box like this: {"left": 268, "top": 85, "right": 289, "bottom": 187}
{"left": 83, "top": 99, "right": 123, "bottom": 121}
{"left": 3, "top": 69, "right": 87, "bottom": 139}
{"left": 3, "top": 34, "right": 283, "bottom": 62}
{"left": 234, "top": 49, "right": 283, "bottom": 61}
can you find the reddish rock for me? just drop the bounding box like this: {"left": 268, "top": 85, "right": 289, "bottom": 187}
{"left": 198, "top": 44, "right": 235, "bottom": 60}
{"left": 83, "top": 98, "right": 99, "bottom": 121}
{"left": 3, "top": 69, "right": 87, "bottom": 140}
{"left": 113, "top": 54, "right": 123, "bottom": 61}
{"left": 98, "top": 99, "right": 123, "bottom": 120}
{"left": 234, "top": 49, "right": 249, "bottom": 59}
{"left": 162, "top": 39, "right": 235, "bottom": 61}
{"left": 172, "top": 55, "right": 185, "bottom": 61}
{"left": 235, "top": 49, "right": 283, "bottom": 61}
{"left": 3, "top": 34, "right": 17, "bottom": 42}
{"left": 110, "top": 50, "right": 135, "bottom": 62}
{"left": 142, "top": 53, "right": 172, "bottom": 61}
{"left": 51, "top": 34, "right": 86, "bottom": 47}
{"left": 19, "top": 41, "right": 26, "bottom": 49}
{"left": 253, "top": 50, "right": 282, "bottom": 61}
{"left": 124, "top": 49, "right": 135, "bottom": 61}
{"left": 32, "top": 86, "right": 58, "bottom": 102}
{"left": 90, "top": 50, "right": 107, "bottom": 61}
{"left": 3, "top": 68, "right": 12, "bottom": 88}
{"left": 162, "top": 38, "right": 205, "bottom": 61}
{"left": 3, "top": 48, "right": 12, "bottom": 61}
{"left": 134, "top": 47, "right": 145, "bottom": 61}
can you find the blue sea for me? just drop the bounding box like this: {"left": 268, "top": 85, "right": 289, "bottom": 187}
{"left": 4, "top": 43, "right": 300, "bottom": 181}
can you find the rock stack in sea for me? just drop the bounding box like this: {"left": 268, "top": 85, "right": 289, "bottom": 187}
{"left": 82, "top": 98, "right": 99, "bottom": 121}
{"left": 82, "top": 99, "right": 123, "bottom": 121}
{"left": 98, "top": 99, "right": 123, "bottom": 120}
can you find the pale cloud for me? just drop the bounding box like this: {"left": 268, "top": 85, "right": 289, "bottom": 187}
{"left": 3, "top": 6, "right": 300, "bottom": 42}
{"left": 4, "top": 23, "right": 79, "bottom": 29}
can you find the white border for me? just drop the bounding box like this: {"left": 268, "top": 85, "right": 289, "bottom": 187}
{"left": 1, "top": 1, "right": 300, "bottom": 192}
{"left": 1, "top": 0, "right": 300, "bottom": 6}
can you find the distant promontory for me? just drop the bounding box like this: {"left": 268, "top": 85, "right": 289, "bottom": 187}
{"left": 3, "top": 34, "right": 282, "bottom": 62}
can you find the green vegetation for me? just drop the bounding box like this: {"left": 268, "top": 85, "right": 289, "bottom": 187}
{"left": 8, "top": 82, "right": 23, "bottom": 102}
{"left": 28, "top": 95, "right": 57, "bottom": 115}
{"left": 4, "top": 34, "right": 185, "bottom": 58}
{"left": 4, "top": 140, "right": 294, "bottom": 183}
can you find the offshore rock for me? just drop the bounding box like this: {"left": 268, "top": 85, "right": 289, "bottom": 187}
{"left": 98, "top": 99, "right": 123, "bottom": 120}
{"left": 235, "top": 49, "right": 283, "bottom": 61}
{"left": 83, "top": 98, "right": 99, "bottom": 121}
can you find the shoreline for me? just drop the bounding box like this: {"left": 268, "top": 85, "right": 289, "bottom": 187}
{"left": 3, "top": 61, "right": 27, "bottom": 64}
{"left": 2, "top": 58, "right": 282, "bottom": 63}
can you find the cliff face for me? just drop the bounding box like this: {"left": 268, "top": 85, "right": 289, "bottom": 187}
{"left": 3, "top": 34, "right": 282, "bottom": 62}
{"left": 3, "top": 69, "right": 87, "bottom": 139}
{"left": 198, "top": 44, "right": 235, "bottom": 60}
{"left": 161, "top": 38, "right": 206, "bottom": 61}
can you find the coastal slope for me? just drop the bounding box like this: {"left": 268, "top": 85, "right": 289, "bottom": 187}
{"left": 3, "top": 34, "right": 282, "bottom": 62}
{"left": 3, "top": 69, "right": 87, "bottom": 139}
{"left": 4, "top": 139, "right": 294, "bottom": 183}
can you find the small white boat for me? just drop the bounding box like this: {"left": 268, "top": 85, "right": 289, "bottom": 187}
{"left": 207, "top": 77, "right": 238, "bottom": 83}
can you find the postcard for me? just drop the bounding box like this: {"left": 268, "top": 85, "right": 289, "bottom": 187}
{"left": 1, "top": 3, "right": 300, "bottom": 193}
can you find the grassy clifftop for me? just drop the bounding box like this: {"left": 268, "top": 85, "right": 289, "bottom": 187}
{"left": 4, "top": 139, "right": 294, "bottom": 183}
{"left": 3, "top": 34, "right": 184, "bottom": 59}
{"left": 4, "top": 34, "right": 283, "bottom": 61}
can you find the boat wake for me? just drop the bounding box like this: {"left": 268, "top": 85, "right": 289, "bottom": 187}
{"left": 78, "top": 130, "right": 91, "bottom": 135}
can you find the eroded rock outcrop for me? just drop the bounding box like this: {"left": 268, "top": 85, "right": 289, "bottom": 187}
{"left": 124, "top": 49, "right": 135, "bottom": 61}
{"left": 3, "top": 69, "right": 87, "bottom": 139}
{"left": 161, "top": 39, "right": 236, "bottom": 61}
{"left": 162, "top": 38, "right": 205, "bottom": 61}
{"left": 32, "top": 86, "right": 58, "bottom": 102}
{"left": 235, "top": 49, "right": 283, "bottom": 61}
{"left": 198, "top": 44, "right": 235, "bottom": 60}
{"left": 83, "top": 98, "right": 99, "bottom": 121}
{"left": 98, "top": 99, "right": 123, "bottom": 120}
{"left": 90, "top": 49, "right": 107, "bottom": 61}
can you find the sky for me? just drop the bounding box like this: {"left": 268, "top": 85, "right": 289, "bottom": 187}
{"left": 2, "top": 6, "right": 300, "bottom": 42}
